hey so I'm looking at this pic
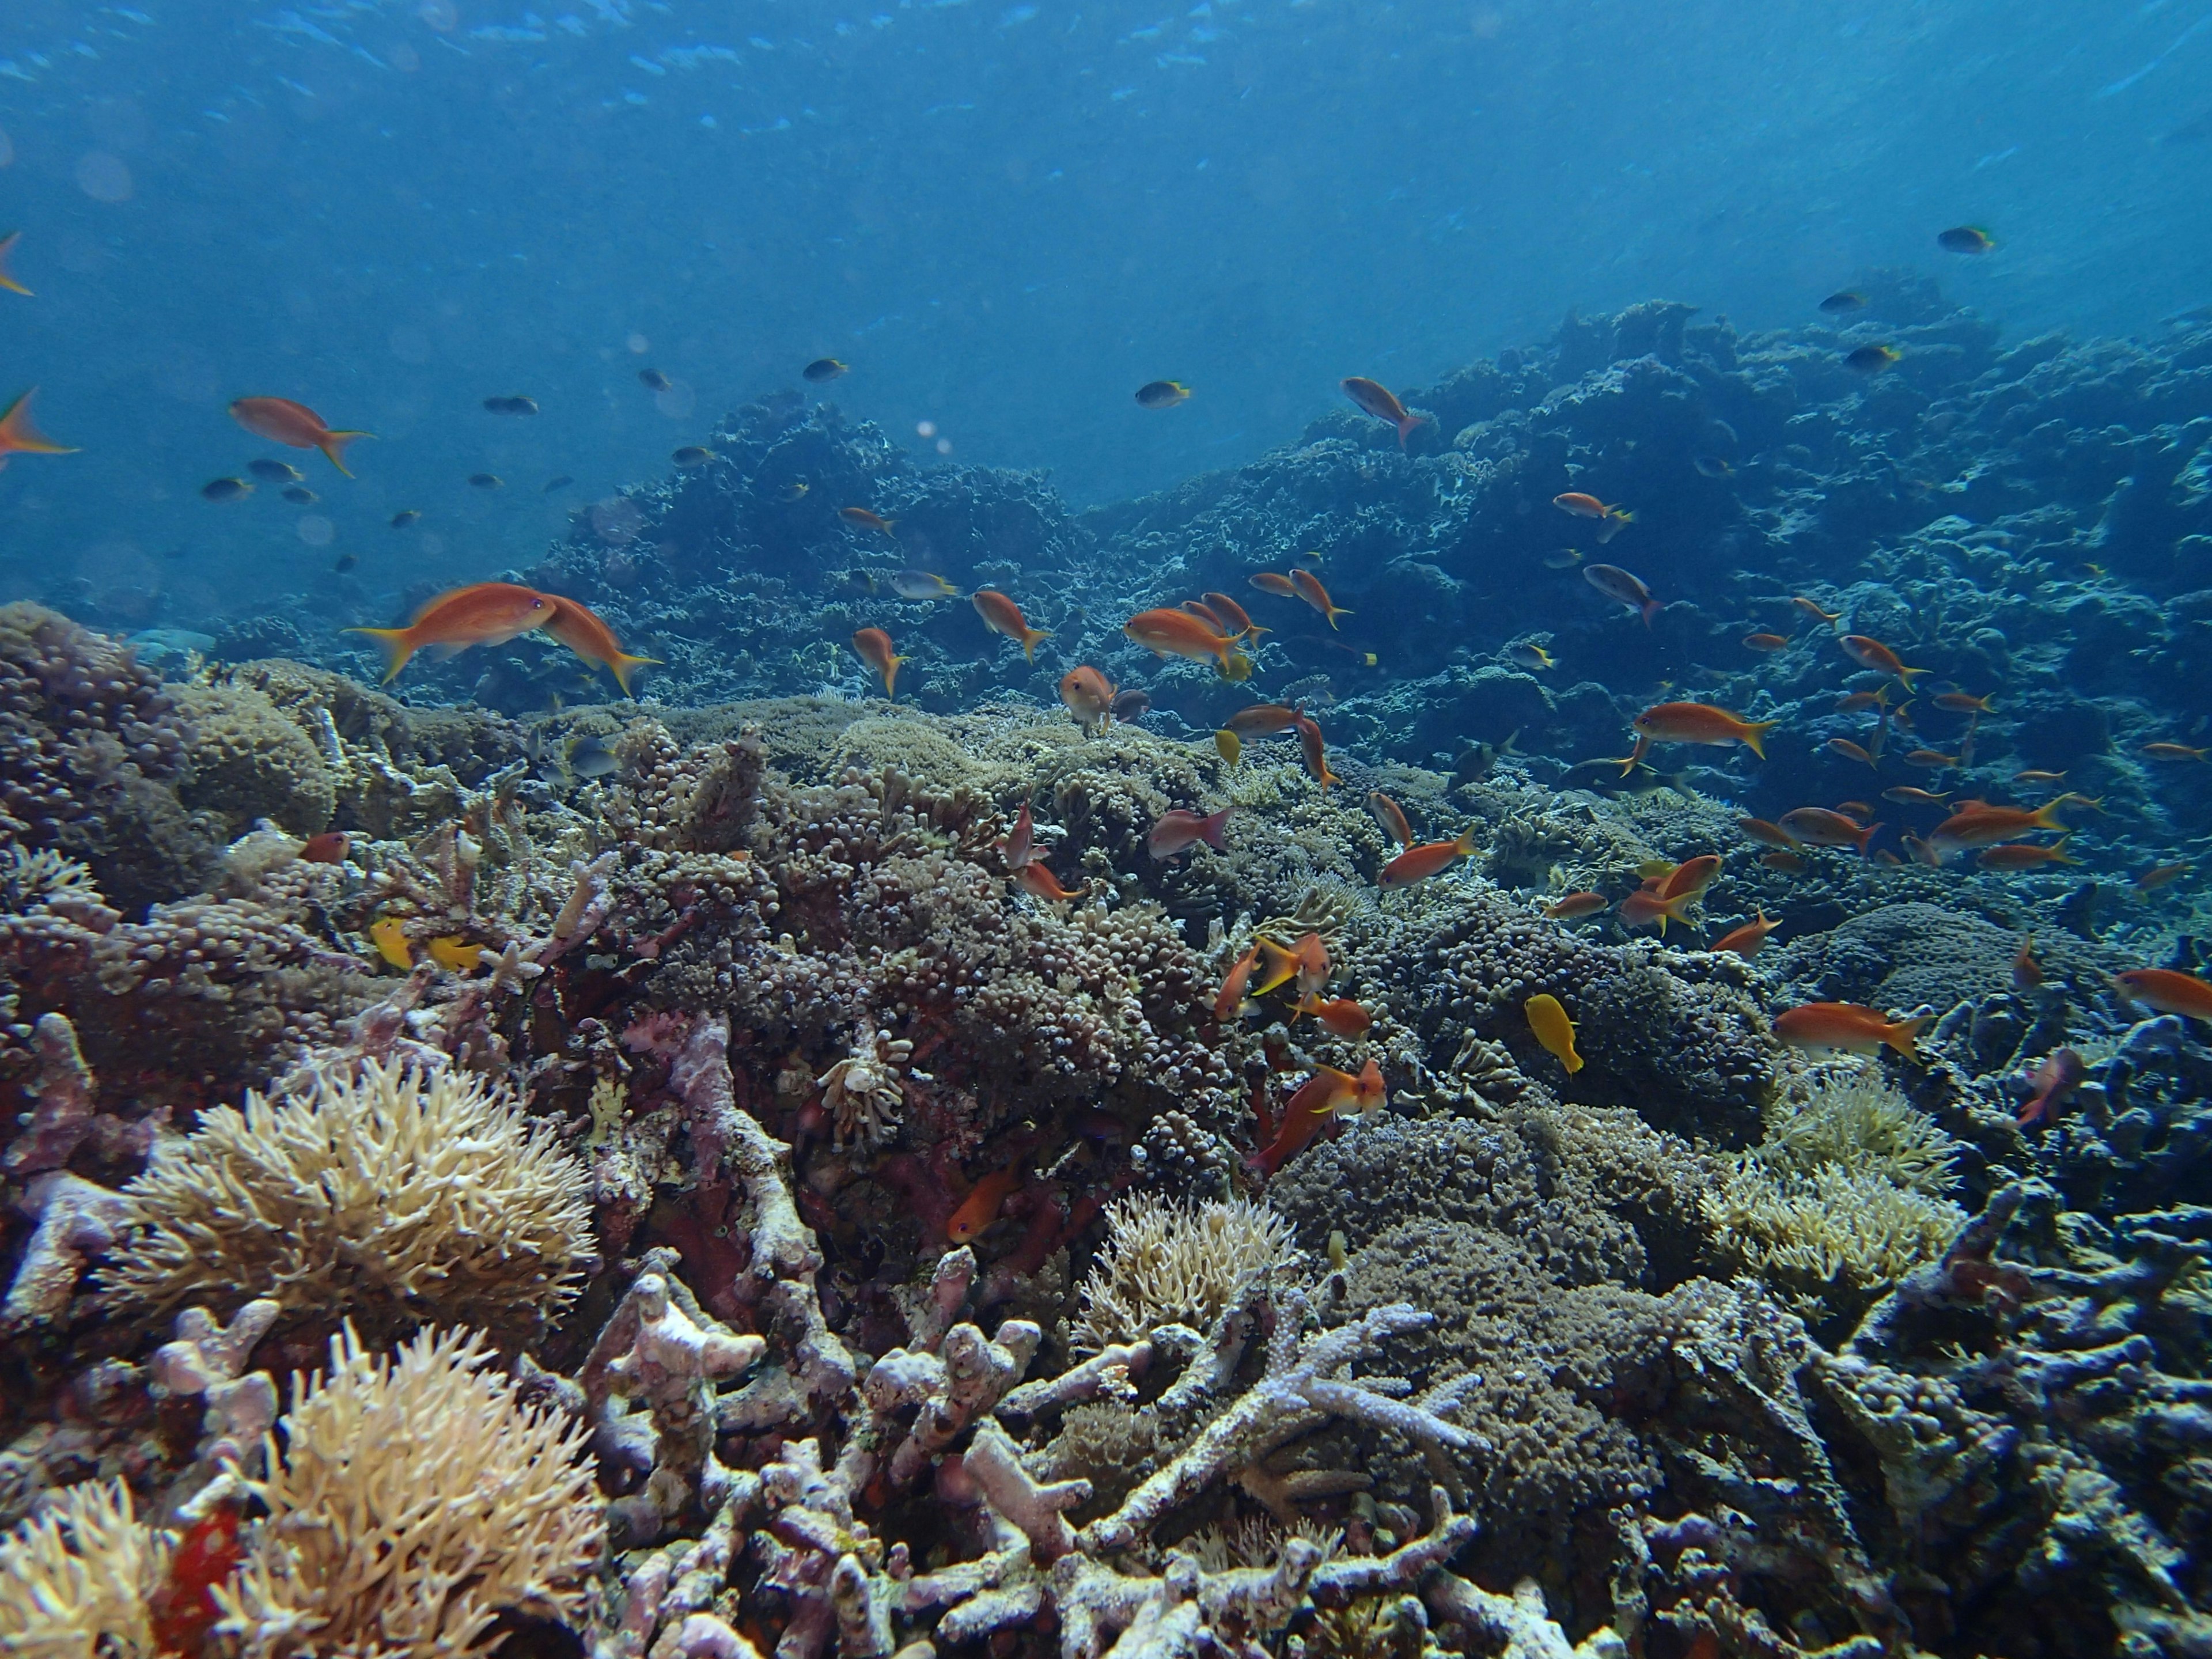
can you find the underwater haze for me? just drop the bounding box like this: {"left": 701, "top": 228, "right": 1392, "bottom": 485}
{"left": 1, "top": 0, "right": 2210, "bottom": 611}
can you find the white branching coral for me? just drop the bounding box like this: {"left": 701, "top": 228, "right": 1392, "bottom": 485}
{"left": 215, "top": 1324, "right": 605, "bottom": 1659}
{"left": 102, "top": 1058, "right": 592, "bottom": 1339}
{"left": 1071, "top": 1194, "right": 1297, "bottom": 1353}
{"left": 0, "top": 1478, "right": 169, "bottom": 1659}
{"left": 1706, "top": 1065, "right": 1966, "bottom": 1319}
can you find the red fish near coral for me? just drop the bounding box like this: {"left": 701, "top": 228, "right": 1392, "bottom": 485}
{"left": 1840, "top": 634, "right": 1929, "bottom": 686}
{"left": 230, "top": 395, "right": 372, "bottom": 475}
{"left": 1293, "top": 715, "right": 1340, "bottom": 791}
{"left": 1015, "top": 861, "right": 1083, "bottom": 903}
{"left": 2018, "top": 1048, "right": 2085, "bottom": 1128}
{"left": 1341, "top": 377, "right": 1427, "bottom": 446}
{"left": 2115, "top": 968, "right": 2212, "bottom": 1022}
{"left": 1247, "top": 1058, "right": 1386, "bottom": 1176}
{"left": 1290, "top": 569, "right": 1353, "bottom": 630}
{"left": 1773, "top": 1002, "right": 1929, "bottom": 1058}
{"left": 1296, "top": 994, "right": 1372, "bottom": 1038}
{"left": 1225, "top": 703, "right": 1305, "bottom": 738}
{"left": 1633, "top": 701, "right": 1778, "bottom": 757}
{"left": 974, "top": 590, "right": 1051, "bottom": 660}
{"left": 1779, "top": 807, "right": 1879, "bottom": 854}
{"left": 1379, "top": 825, "right": 1478, "bottom": 888}
{"left": 1148, "top": 807, "right": 1232, "bottom": 860}
{"left": 544, "top": 596, "right": 658, "bottom": 695}
{"left": 1711, "top": 911, "right": 1782, "bottom": 957}
{"left": 998, "top": 801, "right": 1039, "bottom": 870}
{"left": 1124, "top": 608, "right": 1246, "bottom": 677}
{"left": 1059, "top": 665, "right": 1116, "bottom": 734}
{"left": 853, "top": 627, "right": 907, "bottom": 699}
{"left": 947, "top": 1166, "right": 1022, "bottom": 1243}
{"left": 346, "top": 582, "right": 555, "bottom": 682}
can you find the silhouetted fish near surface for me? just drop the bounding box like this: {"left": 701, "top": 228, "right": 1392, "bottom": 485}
{"left": 1938, "top": 225, "right": 1995, "bottom": 253}
{"left": 639, "top": 369, "right": 673, "bottom": 392}
{"left": 1693, "top": 455, "right": 1734, "bottom": 477}
{"left": 391, "top": 509, "right": 422, "bottom": 528}
{"left": 672, "top": 446, "right": 717, "bottom": 467}
{"left": 1846, "top": 344, "right": 1900, "bottom": 373}
{"left": 543, "top": 475, "right": 574, "bottom": 493}
{"left": 202, "top": 477, "right": 252, "bottom": 502}
{"left": 1135, "top": 380, "right": 1191, "bottom": 408}
{"left": 248, "top": 459, "right": 305, "bottom": 483}
{"left": 483, "top": 395, "right": 538, "bottom": 415}
{"left": 468, "top": 472, "right": 503, "bottom": 489}
{"left": 803, "top": 358, "right": 848, "bottom": 382}
{"left": 282, "top": 486, "right": 318, "bottom": 504}
{"left": 1819, "top": 290, "right": 1869, "bottom": 313}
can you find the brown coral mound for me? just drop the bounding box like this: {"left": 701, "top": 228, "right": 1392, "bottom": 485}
{"left": 101, "top": 1059, "right": 592, "bottom": 1340}
{"left": 214, "top": 1324, "right": 604, "bottom": 1659}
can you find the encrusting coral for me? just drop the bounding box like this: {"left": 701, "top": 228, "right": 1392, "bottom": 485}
{"left": 99, "top": 1058, "right": 593, "bottom": 1340}
{"left": 214, "top": 1323, "right": 604, "bottom": 1659}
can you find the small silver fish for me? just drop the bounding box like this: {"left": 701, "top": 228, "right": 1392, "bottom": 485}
{"left": 889, "top": 569, "right": 958, "bottom": 600}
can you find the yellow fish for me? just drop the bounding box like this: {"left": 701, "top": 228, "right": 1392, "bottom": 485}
{"left": 1524, "top": 993, "right": 1584, "bottom": 1075}
{"left": 369, "top": 916, "right": 414, "bottom": 970}
{"left": 428, "top": 935, "right": 487, "bottom": 974}
{"left": 1215, "top": 729, "right": 1242, "bottom": 767}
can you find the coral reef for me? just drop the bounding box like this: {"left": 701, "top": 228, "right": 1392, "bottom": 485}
{"left": 10, "top": 293, "right": 2212, "bottom": 1656}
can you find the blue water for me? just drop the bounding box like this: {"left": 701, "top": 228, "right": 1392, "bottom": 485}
{"left": 1, "top": 0, "right": 2209, "bottom": 624}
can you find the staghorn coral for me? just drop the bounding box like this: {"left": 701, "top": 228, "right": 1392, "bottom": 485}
{"left": 0, "top": 1476, "right": 169, "bottom": 1659}
{"left": 1070, "top": 1193, "right": 1298, "bottom": 1354}
{"left": 101, "top": 1058, "right": 592, "bottom": 1340}
{"left": 215, "top": 1324, "right": 604, "bottom": 1659}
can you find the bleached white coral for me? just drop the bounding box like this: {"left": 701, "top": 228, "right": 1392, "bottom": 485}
{"left": 819, "top": 1029, "right": 912, "bottom": 1152}
{"left": 103, "top": 1058, "right": 592, "bottom": 1338}
{"left": 1758, "top": 1064, "right": 1959, "bottom": 1195}
{"left": 0, "top": 1479, "right": 169, "bottom": 1659}
{"left": 215, "top": 1324, "right": 605, "bottom": 1659}
{"left": 1072, "top": 1193, "right": 1297, "bottom": 1353}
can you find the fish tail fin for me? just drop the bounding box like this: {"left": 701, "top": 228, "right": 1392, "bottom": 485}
{"left": 1885, "top": 1013, "right": 1932, "bottom": 1058}
{"left": 0, "top": 232, "right": 31, "bottom": 297}
{"left": 1327, "top": 604, "right": 1353, "bottom": 630}
{"left": 1638, "top": 597, "right": 1661, "bottom": 628}
{"left": 1202, "top": 809, "right": 1232, "bottom": 851}
{"left": 1741, "top": 719, "right": 1781, "bottom": 759}
{"left": 609, "top": 652, "right": 661, "bottom": 697}
{"left": 1453, "top": 824, "right": 1480, "bottom": 856}
{"left": 0, "top": 388, "right": 75, "bottom": 455}
{"left": 319, "top": 430, "right": 372, "bottom": 476}
{"left": 1854, "top": 820, "right": 1883, "bottom": 856}
{"left": 1612, "top": 507, "right": 1637, "bottom": 525}
{"left": 1897, "top": 662, "right": 1930, "bottom": 684}
{"left": 1022, "top": 626, "right": 1050, "bottom": 662}
{"left": 2051, "top": 835, "right": 2079, "bottom": 865}
{"left": 344, "top": 626, "right": 415, "bottom": 683}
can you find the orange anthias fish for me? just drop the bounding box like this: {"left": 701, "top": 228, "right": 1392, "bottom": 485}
{"left": 1248, "top": 936, "right": 1303, "bottom": 999}
{"left": 853, "top": 627, "right": 907, "bottom": 699}
{"left": 1659, "top": 854, "right": 1722, "bottom": 901}
{"left": 1737, "top": 817, "right": 1801, "bottom": 850}
{"left": 1249, "top": 571, "right": 1301, "bottom": 599}
{"left": 1125, "top": 607, "right": 1244, "bottom": 675}
{"left": 2143, "top": 743, "right": 2211, "bottom": 763}
{"left": 2115, "top": 968, "right": 2212, "bottom": 1021}
{"left": 998, "top": 801, "right": 1039, "bottom": 870}
{"left": 1793, "top": 596, "right": 1844, "bottom": 628}
{"left": 2013, "top": 937, "right": 2044, "bottom": 991}
{"left": 1016, "top": 862, "right": 1083, "bottom": 903}
{"left": 1293, "top": 716, "right": 1340, "bottom": 791}
{"left": 0, "top": 231, "right": 31, "bottom": 297}
{"left": 1934, "top": 691, "right": 1998, "bottom": 714}
{"left": 1202, "top": 590, "right": 1265, "bottom": 639}
{"left": 1366, "top": 791, "right": 1413, "bottom": 847}
{"left": 975, "top": 590, "right": 1052, "bottom": 660}
{"left": 1182, "top": 599, "right": 1230, "bottom": 631}
{"left": 1841, "top": 634, "right": 1929, "bottom": 685}
{"left": 1744, "top": 633, "right": 1789, "bottom": 653}
{"left": 1554, "top": 493, "right": 1635, "bottom": 543}
{"left": 544, "top": 595, "right": 659, "bottom": 694}
{"left": 1214, "top": 944, "right": 1263, "bottom": 1021}
{"left": 0, "top": 388, "right": 77, "bottom": 471}
{"left": 1618, "top": 888, "right": 1698, "bottom": 934}
{"left": 840, "top": 506, "right": 899, "bottom": 536}
{"left": 230, "top": 396, "right": 372, "bottom": 475}
{"left": 1929, "top": 799, "right": 2074, "bottom": 855}
{"left": 1291, "top": 569, "right": 1353, "bottom": 630}
{"left": 1977, "top": 840, "right": 2078, "bottom": 870}
{"left": 1226, "top": 704, "right": 1305, "bottom": 738}
{"left": 1774, "top": 1002, "right": 1929, "bottom": 1058}
{"left": 1634, "top": 702, "right": 1779, "bottom": 757}
{"left": 1296, "top": 994, "right": 1372, "bottom": 1039}
{"left": 2139, "top": 863, "right": 2190, "bottom": 892}
{"left": 1779, "top": 807, "right": 1879, "bottom": 854}
{"left": 1289, "top": 931, "right": 1331, "bottom": 997}
{"left": 948, "top": 1166, "right": 1023, "bottom": 1243}
{"left": 1545, "top": 892, "right": 1608, "bottom": 919}
{"left": 1827, "top": 738, "right": 1877, "bottom": 767}
{"left": 1711, "top": 911, "right": 1782, "bottom": 957}
{"left": 1248, "top": 1058, "right": 1386, "bottom": 1176}
{"left": 1148, "top": 806, "right": 1232, "bottom": 860}
{"left": 346, "top": 582, "right": 555, "bottom": 681}
{"left": 1380, "top": 825, "right": 1478, "bottom": 888}
{"left": 1059, "top": 665, "right": 1117, "bottom": 734}
{"left": 1341, "top": 377, "right": 1427, "bottom": 446}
